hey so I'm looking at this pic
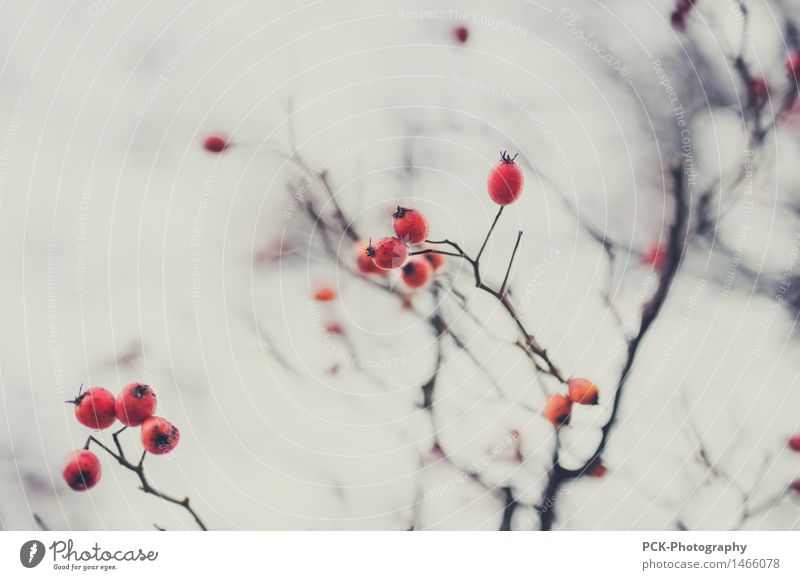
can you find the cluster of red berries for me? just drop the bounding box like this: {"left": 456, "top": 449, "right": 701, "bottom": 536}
{"left": 543, "top": 378, "right": 599, "bottom": 429}
{"left": 358, "top": 152, "right": 524, "bottom": 288}
{"left": 62, "top": 383, "right": 180, "bottom": 492}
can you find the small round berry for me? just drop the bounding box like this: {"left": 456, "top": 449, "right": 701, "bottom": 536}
{"left": 392, "top": 207, "right": 429, "bottom": 244}
{"left": 586, "top": 460, "right": 608, "bottom": 478}
{"left": 453, "top": 26, "right": 469, "bottom": 44}
{"left": 543, "top": 394, "right": 572, "bottom": 428}
{"left": 788, "top": 435, "right": 800, "bottom": 452}
{"left": 401, "top": 258, "right": 433, "bottom": 289}
{"left": 487, "top": 151, "right": 524, "bottom": 205}
{"left": 67, "top": 386, "right": 117, "bottom": 429}
{"left": 115, "top": 383, "right": 157, "bottom": 427}
{"left": 141, "top": 416, "right": 180, "bottom": 455}
{"left": 313, "top": 286, "right": 336, "bottom": 301}
{"left": 423, "top": 249, "right": 446, "bottom": 270}
{"left": 325, "top": 322, "right": 344, "bottom": 335}
{"left": 642, "top": 243, "right": 667, "bottom": 272}
{"left": 366, "top": 237, "right": 409, "bottom": 270}
{"left": 203, "top": 134, "right": 228, "bottom": 153}
{"left": 62, "top": 450, "right": 101, "bottom": 491}
{"left": 355, "top": 240, "right": 388, "bottom": 276}
{"left": 567, "top": 378, "right": 599, "bottom": 405}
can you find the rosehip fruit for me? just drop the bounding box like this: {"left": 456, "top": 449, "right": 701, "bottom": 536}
{"left": 586, "top": 460, "right": 608, "bottom": 478}
{"left": 355, "top": 240, "right": 388, "bottom": 276}
{"left": 115, "top": 383, "right": 157, "bottom": 427}
{"left": 487, "top": 151, "right": 524, "bottom": 205}
{"left": 788, "top": 435, "right": 800, "bottom": 452}
{"left": 420, "top": 246, "right": 446, "bottom": 271}
{"left": 313, "top": 286, "right": 336, "bottom": 301}
{"left": 204, "top": 134, "right": 228, "bottom": 153}
{"left": 453, "top": 26, "right": 469, "bottom": 44}
{"left": 62, "top": 450, "right": 101, "bottom": 491}
{"left": 141, "top": 417, "right": 180, "bottom": 455}
{"left": 642, "top": 243, "right": 667, "bottom": 272}
{"left": 543, "top": 394, "right": 572, "bottom": 428}
{"left": 392, "top": 206, "right": 429, "bottom": 244}
{"left": 67, "top": 386, "right": 117, "bottom": 429}
{"left": 401, "top": 258, "right": 433, "bottom": 289}
{"left": 366, "top": 237, "right": 409, "bottom": 270}
{"left": 567, "top": 378, "right": 599, "bottom": 405}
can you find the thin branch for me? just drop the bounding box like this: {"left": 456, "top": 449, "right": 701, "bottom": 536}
{"left": 476, "top": 206, "right": 505, "bottom": 262}
{"left": 500, "top": 231, "right": 523, "bottom": 296}
{"left": 85, "top": 432, "right": 208, "bottom": 531}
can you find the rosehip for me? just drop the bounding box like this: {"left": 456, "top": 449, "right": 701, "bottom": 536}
{"left": 567, "top": 378, "right": 599, "bottom": 405}
{"left": 401, "top": 258, "right": 433, "bottom": 289}
{"left": 487, "top": 151, "right": 524, "bottom": 205}
{"left": 586, "top": 460, "right": 608, "bottom": 478}
{"left": 423, "top": 248, "right": 445, "bottom": 270}
{"left": 392, "top": 206, "right": 429, "bottom": 244}
{"left": 786, "top": 50, "right": 800, "bottom": 79}
{"left": 62, "top": 450, "right": 101, "bottom": 491}
{"left": 115, "top": 383, "right": 157, "bottom": 427}
{"left": 355, "top": 240, "right": 388, "bottom": 276}
{"left": 313, "top": 286, "right": 336, "bottom": 301}
{"left": 543, "top": 394, "right": 572, "bottom": 428}
{"left": 366, "top": 237, "right": 409, "bottom": 270}
{"left": 204, "top": 134, "right": 228, "bottom": 153}
{"left": 453, "top": 26, "right": 469, "bottom": 44}
{"left": 141, "top": 417, "right": 180, "bottom": 455}
{"left": 642, "top": 243, "right": 667, "bottom": 272}
{"left": 67, "top": 386, "right": 117, "bottom": 429}
{"left": 788, "top": 435, "right": 800, "bottom": 452}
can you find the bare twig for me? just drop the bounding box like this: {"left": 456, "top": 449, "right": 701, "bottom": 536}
{"left": 85, "top": 428, "right": 207, "bottom": 531}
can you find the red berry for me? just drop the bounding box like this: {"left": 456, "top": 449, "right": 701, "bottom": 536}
{"left": 314, "top": 286, "right": 336, "bottom": 301}
{"left": 355, "top": 240, "right": 388, "bottom": 276}
{"left": 543, "top": 394, "right": 572, "bottom": 428}
{"left": 791, "top": 480, "right": 800, "bottom": 494}
{"left": 141, "top": 416, "right": 180, "bottom": 455}
{"left": 366, "top": 237, "right": 409, "bottom": 270}
{"left": 423, "top": 248, "right": 446, "bottom": 270}
{"left": 586, "top": 460, "right": 608, "bottom": 478}
{"left": 567, "top": 378, "right": 599, "bottom": 405}
{"left": 62, "top": 450, "right": 101, "bottom": 491}
{"left": 392, "top": 206, "right": 429, "bottom": 244}
{"left": 203, "top": 134, "right": 228, "bottom": 153}
{"left": 453, "top": 26, "right": 469, "bottom": 44}
{"left": 487, "top": 151, "right": 524, "bottom": 205}
{"left": 115, "top": 383, "right": 157, "bottom": 427}
{"left": 325, "top": 322, "right": 344, "bottom": 335}
{"left": 67, "top": 386, "right": 117, "bottom": 429}
{"left": 788, "top": 435, "right": 800, "bottom": 452}
{"left": 786, "top": 51, "right": 800, "bottom": 79}
{"left": 401, "top": 258, "right": 433, "bottom": 289}
{"left": 642, "top": 243, "right": 667, "bottom": 272}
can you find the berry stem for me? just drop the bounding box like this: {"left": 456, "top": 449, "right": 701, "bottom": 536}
{"left": 84, "top": 430, "right": 208, "bottom": 531}
{"left": 475, "top": 205, "right": 504, "bottom": 263}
